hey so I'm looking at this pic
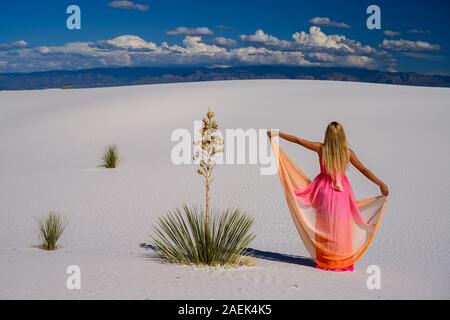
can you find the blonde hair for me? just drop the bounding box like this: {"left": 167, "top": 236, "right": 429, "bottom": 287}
{"left": 321, "top": 122, "right": 350, "bottom": 177}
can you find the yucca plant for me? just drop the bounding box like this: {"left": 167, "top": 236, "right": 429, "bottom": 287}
{"left": 35, "top": 212, "right": 68, "bottom": 251}
{"left": 152, "top": 205, "right": 255, "bottom": 267}
{"left": 151, "top": 109, "right": 256, "bottom": 267}
{"left": 101, "top": 144, "right": 120, "bottom": 168}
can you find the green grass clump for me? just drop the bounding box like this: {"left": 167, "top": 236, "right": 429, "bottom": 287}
{"left": 101, "top": 144, "right": 120, "bottom": 169}
{"left": 35, "top": 212, "right": 68, "bottom": 251}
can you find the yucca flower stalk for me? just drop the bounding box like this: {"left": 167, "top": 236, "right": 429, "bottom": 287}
{"left": 193, "top": 109, "right": 224, "bottom": 236}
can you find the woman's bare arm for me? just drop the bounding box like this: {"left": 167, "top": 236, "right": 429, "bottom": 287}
{"left": 350, "top": 149, "right": 389, "bottom": 196}
{"left": 268, "top": 130, "right": 322, "bottom": 153}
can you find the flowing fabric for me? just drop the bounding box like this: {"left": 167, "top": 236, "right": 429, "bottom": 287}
{"left": 270, "top": 137, "right": 388, "bottom": 270}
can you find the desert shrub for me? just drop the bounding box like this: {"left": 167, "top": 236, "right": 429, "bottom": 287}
{"left": 152, "top": 205, "right": 255, "bottom": 267}
{"left": 101, "top": 144, "right": 120, "bottom": 168}
{"left": 35, "top": 212, "right": 68, "bottom": 250}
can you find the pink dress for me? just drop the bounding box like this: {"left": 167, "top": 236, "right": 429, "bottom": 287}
{"left": 294, "top": 156, "right": 356, "bottom": 272}
{"left": 270, "top": 137, "right": 388, "bottom": 273}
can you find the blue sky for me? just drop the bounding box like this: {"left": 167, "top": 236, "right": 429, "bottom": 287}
{"left": 0, "top": 0, "right": 449, "bottom": 74}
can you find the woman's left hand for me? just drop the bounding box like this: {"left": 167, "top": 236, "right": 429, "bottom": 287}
{"left": 267, "top": 130, "right": 279, "bottom": 138}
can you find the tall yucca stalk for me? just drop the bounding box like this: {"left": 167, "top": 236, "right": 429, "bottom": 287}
{"left": 193, "top": 109, "right": 224, "bottom": 237}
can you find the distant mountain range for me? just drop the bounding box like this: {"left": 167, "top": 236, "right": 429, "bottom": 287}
{"left": 1, "top": 66, "right": 449, "bottom": 90}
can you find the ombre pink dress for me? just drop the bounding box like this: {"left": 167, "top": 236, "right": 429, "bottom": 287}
{"left": 294, "top": 155, "right": 356, "bottom": 272}
{"left": 270, "top": 138, "right": 387, "bottom": 273}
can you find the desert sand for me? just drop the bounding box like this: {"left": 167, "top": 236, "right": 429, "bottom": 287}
{"left": 0, "top": 80, "right": 449, "bottom": 299}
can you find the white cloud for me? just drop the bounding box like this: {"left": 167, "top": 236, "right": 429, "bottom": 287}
{"left": 0, "top": 40, "right": 29, "bottom": 50}
{"left": 92, "top": 35, "right": 159, "bottom": 52}
{"left": 239, "top": 29, "right": 291, "bottom": 49}
{"left": 182, "top": 36, "right": 225, "bottom": 53}
{"left": 12, "top": 40, "right": 28, "bottom": 47}
{"left": 407, "top": 29, "right": 431, "bottom": 35}
{"left": 214, "top": 37, "right": 237, "bottom": 47}
{"left": 309, "top": 17, "right": 350, "bottom": 29}
{"left": 292, "top": 27, "right": 395, "bottom": 69}
{"left": 240, "top": 29, "right": 279, "bottom": 44}
{"left": 292, "top": 26, "right": 379, "bottom": 55}
{"left": 108, "top": 1, "right": 149, "bottom": 11}
{"left": 34, "top": 47, "right": 51, "bottom": 54}
{"left": 231, "top": 46, "right": 312, "bottom": 66}
{"left": 380, "top": 39, "right": 440, "bottom": 52}
{"left": 306, "top": 52, "right": 376, "bottom": 69}
{"left": 293, "top": 26, "right": 354, "bottom": 51}
{"left": 167, "top": 27, "right": 214, "bottom": 36}
{"left": 400, "top": 52, "right": 442, "bottom": 60}
{"left": 0, "top": 28, "right": 399, "bottom": 72}
{"left": 384, "top": 30, "right": 401, "bottom": 37}
{"left": 237, "top": 27, "right": 393, "bottom": 69}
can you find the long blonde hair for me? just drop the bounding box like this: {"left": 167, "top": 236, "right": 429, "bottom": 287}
{"left": 321, "top": 122, "right": 350, "bottom": 177}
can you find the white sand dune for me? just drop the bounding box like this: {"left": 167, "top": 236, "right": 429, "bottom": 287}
{"left": 0, "top": 80, "right": 449, "bottom": 299}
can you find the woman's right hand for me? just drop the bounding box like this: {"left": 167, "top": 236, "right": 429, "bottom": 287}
{"left": 379, "top": 182, "right": 389, "bottom": 197}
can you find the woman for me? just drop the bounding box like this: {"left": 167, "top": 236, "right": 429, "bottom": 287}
{"left": 268, "top": 122, "right": 389, "bottom": 272}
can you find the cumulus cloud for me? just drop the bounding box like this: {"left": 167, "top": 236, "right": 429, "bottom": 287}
{"left": 34, "top": 46, "right": 51, "bottom": 54}
{"left": 167, "top": 27, "right": 214, "bottom": 36}
{"left": 239, "top": 29, "right": 292, "bottom": 49}
{"left": 108, "top": 1, "right": 149, "bottom": 11}
{"left": 12, "top": 40, "right": 28, "bottom": 47}
{"left": 384, "top": 30, "right": 401, "bottom": 37}
{"left": 214, "top": 37, "right": 237, "bottom": 47}
{"left": 293, "top": 27, "right": 380, "bottom": 55}
{"left": 0, "top": 27, "right": 397, "bottom": 73}
{"left": 91, "top": 35, "right": 158, "bottom": 52}
{"left": 293, "top": 26, "right": 356, "bottom": 51}
{"left": 0, "top": 40, "right": 29, "bottom": 50}
{"left": 290, "top": 27, "right": 395, "bottom": 69}
{"left": 182, "top": 36, "right": 225, "bottom": 53}
{"left": 309, "top": 17, "right": 350, "bottom": 29}
{"left": 380, "top": 39, "right": 440, "bottom": 52}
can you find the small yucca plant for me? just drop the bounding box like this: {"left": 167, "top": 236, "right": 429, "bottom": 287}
{"left": 152, "top": 205, "right": 255, "bottom": 267}
{"left": 35, "top": 212, "right": 68, "bottom": 251}
{"left": 101, "top": 144, "right": 120, "bottom": 169}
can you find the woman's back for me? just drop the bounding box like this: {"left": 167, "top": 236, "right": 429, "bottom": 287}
{"left": 318, "top": 144, "right": 348, "bottom": 180}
